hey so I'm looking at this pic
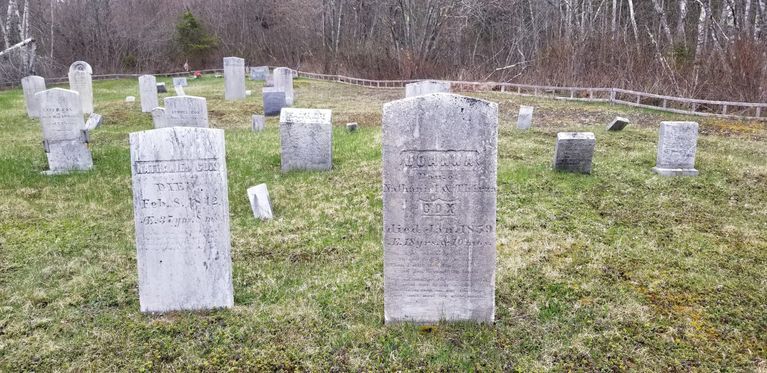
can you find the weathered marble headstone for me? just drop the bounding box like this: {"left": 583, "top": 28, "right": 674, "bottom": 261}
{"left": 245, "top": 90, "right": 252, "bottom": 96}
{"left": 163, "top": 96, "right": 208, "bottom": 128}
{"left": 606, "top": 117, "right": 630, "bottom": 131}
{"left": 21, "top": 75, "right": 46, "bottom": 118}
{"left": 279, "top": 108, "right": 332, "bottom": 172}
{"left": 68, "top": 61, "right": 94, "bottom": 114}
{"left": 174, "top": 85, "right": 186, "bottom": 96}
{"left": 156, "top": 82, "right": 167, "bottom": 93}
{"left": 250, "top": 66, "right": 269, "bottom": 81}
{"left": 517, "top": 105, "right": 534, "bottom": 130}
{"left": 223, "top": 57, "right": 246, "bottom": 100}
{"left": 84, "top": 113, "right": 103, "bottom": 131}
{"left": 139, "top": 75, "right": 158, "bottom": 113}
{"left": 151, "top": 107, "right": 166, "bottom": 128}
{"left": 404, "top": 80, "right": 451, "bottom": 98}
{"left": 263, "top": 88, "right": 286, "bottom": 117}
{"left": 553, "top": 132, "right": 596, "bottom": 174}
{"left": 346, "top": 122, "right": 358, "bottom": 132}
{"left": 247, "top": 184, "right": 273, "bottom": 220}
{"left": 36, "top": 88, "right": 93, "bottom": 174}
{"left": 652, "top": 121, "right": 699, "bottom": 176}
{"left": 129, "top": 127, "right": 234, "bottom": 313}
{"left": 273, "top": 67, "right": 294, "bottom": 105}
{"left": 172, "top": 77, "right": 188, "bottom": 87}
{"left": 125, "top": 96, "right": 136, "bottom": 103}
{"left": 252, "top": 114, "right": 265, "bottom": 132}
{"left": 382, "top": 93, "right": 497, "bottom": 324}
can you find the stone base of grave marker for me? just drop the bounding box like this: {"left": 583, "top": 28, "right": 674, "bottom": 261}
{"left": 651, "top": 167, "right": 699, "bottom": 177}
{"left": 606, "top": 117, "right": 630, "bottom": 131}
{"left": 43, "top": 139, "right": 93, "bottom": 175}
{"left": 553, "top": 132, "right": 596, "bottom": 174}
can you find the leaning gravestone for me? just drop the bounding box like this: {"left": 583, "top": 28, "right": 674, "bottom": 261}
{"left": 163, "top": 96, "right": 208, "bottom": 128}
{"left": 247, "top": 184, "right": 273, "bottom": 220}
{"left": 84, "top": 113, "right": 103, "bottom": 131}
{"left": 250, "top": 66, "right": 269, "bottom": 81}
{"left": 517, "top": 105, "right": 534, "bottom": 130}
{"left": 174, "top": 85, "right": 186, "bottom": 96}
{"left": 404, "top": 80, "right": 451, "bottom": 98}
{"left": 553, "top": 132, "right": 596, "bottom": 174}
{"left": 223, "top": 57, "right": 246, "bottom": 100}
{"left": 382, "top": 93, "right": 498, "bottom": 324}
{"left": 279, "top": 108, "right": 332, "bottom": 172}
{"left": 263, "top": 88, "right": 286, "bottom": 117}
{"left": 652, "top": 121, "right": 699, "bottom": 176}
{"left": 36, "top": 88, "right": 93, "bottom": 174}
{"left": 273, "top": 67, "right": 295, "bottom": 105}
{"left": 21, "top": 75, "right": 46, "bottom": 118}
{"left": 68, "top": 61, "right": 94, "bottom": 114}
{"left": 151, "top": 107, "right": 166, "bottom": 128}
{"left": 138, "top": 75, "right": 158, "bottom": 113}
{"left": 130, "top": 127, "right": 234, "bottom": 313}
{"left": 172, "top": 77, "right": 188, "bottom": 87}
{"left": 606, "top": 117, "right": 630, "bottom": 131}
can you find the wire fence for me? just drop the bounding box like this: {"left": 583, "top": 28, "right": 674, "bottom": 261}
{"left": 3, "top": 67, "right": 766, "bottom": 121}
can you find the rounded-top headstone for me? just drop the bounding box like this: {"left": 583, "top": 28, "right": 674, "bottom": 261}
{"left": 69, "top": 61, "right": 93, "bottom": 74}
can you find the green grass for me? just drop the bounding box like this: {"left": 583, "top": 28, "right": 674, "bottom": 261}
{"left": 1, "top": 76, "right": 766, "bottom": 371}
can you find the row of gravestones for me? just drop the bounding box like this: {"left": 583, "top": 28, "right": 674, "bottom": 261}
{"left": 22, "top": 68, "right": 702, "bottom": 321}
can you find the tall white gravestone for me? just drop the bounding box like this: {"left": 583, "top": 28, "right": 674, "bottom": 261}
{"left": 273, "top": 67, "right": 295, "bottom": 106}
{"left": 223, "top": 57, "right": 246, "bottom": 100}
{"left": 404, "top": 80, "right": 451, "bottom": 98}
{"left": 68, "top": 61, "right": 94, "bottom": 114}
{"left": 138, "top": 75, "right": 158, "bottom": 113}
{"left": 36, "top": 88, "right": 93, "bottom": 174}
{"left": 279, "top": 108, "right": 333, "bottom": 172}
{"left": 21, "top": 75, "right": 46, "bottom": 118}
{"left": 162, "top": 96, "right": 209, "bottom": 128}
{"left": 130, "top": 127, "right": 234, "bottom": 313}
{"left": 382, "top": 93, "right": 498, "bottom": 324}
{"left": 652, "top": 121, "right": 699, "bottom": 176}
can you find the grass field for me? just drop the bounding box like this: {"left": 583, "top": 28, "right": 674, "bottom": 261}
{"left": 1, "top": 76, "right": 766, "bottom": 371}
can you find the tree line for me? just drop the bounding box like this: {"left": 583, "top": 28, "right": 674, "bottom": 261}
{"left": 1, "top": 0, "right": 765, "bottom": 101}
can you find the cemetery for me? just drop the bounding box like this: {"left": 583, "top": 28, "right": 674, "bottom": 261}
{"left": 1, "top": 67, "right": 766, "bottom": 370}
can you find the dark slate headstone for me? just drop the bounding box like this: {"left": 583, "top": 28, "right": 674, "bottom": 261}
{"left": 156, "top": 82, "right": 167, "bottom": 93}
{"left": 263, "top": 88, "right": 286, "bottom": 117}
{"left": 606, "top": 117, "right": 630, "bottom": 131}
{"left": 553, "top": 132, "right": 596, "bottom": 174}
{"left": 382, "top": 93, "right": 498, "bottom": 324}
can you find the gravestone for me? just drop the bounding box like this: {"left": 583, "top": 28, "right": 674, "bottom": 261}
{"left": 129, "top": 127, "right": 234, "bottom": 313}
{"left": 250, "top": 66, "right": 269, "bottom": 81}
{"left": 247, "top": 184, "right": 273, "bottom": 220}
{"left": 652, "top": 121, "right": 699, "bottom": 176}
{"left": 346, "top": 122, "right": 358, "bottom": 132}
{"left": 404, "top": 80, "right": 451, "bottom": 98}
{"left": 173, "top": 77, "right": 188, "bottom": 87}
{"left": 382, "top": 93, "right": 497, "bottom": 324}
{"left": 279, "top": 108, "right": 332, "bottom": 172}
{"left": 265, "top": 75, "right": 275, "bottom": 87}
{"left": 606, "top": 117, "right": 630, "bottom": 131}
{"left": 84, "top": 113, "right": 103, "bottom": 131}
{"left": 151, "top": 107, "right": 166, "bottom": 128}
{"left": 163, "top": 96, "right": 208, "bottom": 128}
{"left": 252, "top": 115, "right": 265, "bottom": 132}
{"left": 245, "top": 90, "right": 252, "bottom": 96}
{"left": 156, "top": 83, "right": 167, "bottom": 93}
{"left": 138, "top": 75, "right": 158, "bottom": 113}
{"left": 68, "top": 61, "right": 94, "bottom": 114}
{"left": 517, "top": 106, "right": 534, "bottom": 130}
{"left": 263, "top": 88, "right": 286, "bottom": 117}
{"left": 174, "top": 85, "right": 186, "bottom": 96}
{"left": 21, "top": 75, "right": 46, "bottom": 118}
{"left": 223, "top": 57, "right": 246, "bottom": 100}
{"left": 553, "top": 132, "right": 596, "bottom": 174}
{"left": 273, "top": 67, "right": 294, "bottom": 105}
{"left": 125, "top": 96, "right": 136, "bottom": 103}
{"left": 36, "top": 88, "right": 93, "bottom": 174}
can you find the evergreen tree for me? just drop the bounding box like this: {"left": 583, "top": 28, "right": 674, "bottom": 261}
{"left": 175, "top": 10, "right": 217, "bottom": 66}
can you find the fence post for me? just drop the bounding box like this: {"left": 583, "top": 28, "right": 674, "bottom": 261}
{"left": 757, "top": 107, "right": 762, "bottom": 118}
{"left": 570, "top": 89, "right": 574, "bottom": 99}
{"left": 722, "top": 105, "right": 728, "bottom": 115}
{"left": 588, "top": 89, "right": 593, "bottom": 100}
{"left": 609, "top": 89, "right": 616, "bottom": 104}
{"left": 663, "top": 99, "right": 668, "bottom": 108}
